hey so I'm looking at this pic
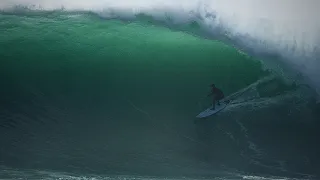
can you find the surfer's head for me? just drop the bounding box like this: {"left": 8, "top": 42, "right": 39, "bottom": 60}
{"left": 210, "top": 84, "right": 216, "bottom": 88}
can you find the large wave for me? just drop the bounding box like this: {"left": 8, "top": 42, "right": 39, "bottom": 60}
{"left": 1, "top": 3, "right": 320, "bottom": 178}
{"left": 1, "top": 0, "right": 319, "bottom": 100}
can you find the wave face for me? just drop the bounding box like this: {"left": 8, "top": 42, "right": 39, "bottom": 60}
{"left": 0, "top": 1, "right": 320, "bottom": 180}
{"left": 1, "top": 0, "right": 319, "bottom": 95}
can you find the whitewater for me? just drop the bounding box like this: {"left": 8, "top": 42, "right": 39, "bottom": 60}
{"left": 1, "top": 0, "right": 320, "bottom": 100}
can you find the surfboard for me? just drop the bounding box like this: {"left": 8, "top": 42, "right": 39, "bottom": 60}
{"left": 196, "top": 100, "right": 230, "bottom": 118}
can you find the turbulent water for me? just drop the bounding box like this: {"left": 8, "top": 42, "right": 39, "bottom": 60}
{"left": 1, "top": 1, "right": 320, "bottom": 180}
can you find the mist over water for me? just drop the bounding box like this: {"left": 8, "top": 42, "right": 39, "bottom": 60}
{"left": 0, "top": 1, "right": 320, "bottom": 180}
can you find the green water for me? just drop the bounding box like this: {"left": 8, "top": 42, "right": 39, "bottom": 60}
{"left": 1, "top": 12, "right": 320, "bottom": 179}
{"left": 0, "top": 13, "right": 265, "bottom": 111}
{"left": 0, "top": 12, "right": 267, "bottom": 177}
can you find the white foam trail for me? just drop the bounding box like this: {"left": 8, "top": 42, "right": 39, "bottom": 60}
{"left": 1, "top": 0, "right": 319, "bottom": 97}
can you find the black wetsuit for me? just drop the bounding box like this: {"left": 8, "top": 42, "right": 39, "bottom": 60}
{"left": 211, "top": 87, "right": 224, "bottom": 100}
{"left": 210, "top": 87, "right": 224, "bottom": 109}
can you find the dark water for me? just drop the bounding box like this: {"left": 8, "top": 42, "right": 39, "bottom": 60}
{"left": 0, "top": 12, "right": 319, "bottom": 180}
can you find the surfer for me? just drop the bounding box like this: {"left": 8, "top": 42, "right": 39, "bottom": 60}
{"left": 207, "top": 84, "right": 224, "bottom": 110}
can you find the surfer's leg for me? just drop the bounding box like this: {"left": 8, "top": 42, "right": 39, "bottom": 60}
{"left": 217, "top": 97, "right": 221, "bottom": 105}
{"left": 212, "top": 97, "right": 216, "bottom": 110}
{"left": 216, "top": 94, "right": 224, "bottom": 105}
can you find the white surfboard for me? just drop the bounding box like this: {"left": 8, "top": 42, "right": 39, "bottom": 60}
{"left": 196, "top": 100, "right": 230, "bottom": 118}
